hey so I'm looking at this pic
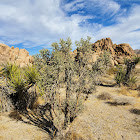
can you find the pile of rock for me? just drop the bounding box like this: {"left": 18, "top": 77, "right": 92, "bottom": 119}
{"left": 72, "top": 38, "right": 136, "bottom": 66}
{"left": 0, "top": 38, "right": 136, "bottom": 67}
{"left": 0, "top": 44, "right": 33, "bottom": 67}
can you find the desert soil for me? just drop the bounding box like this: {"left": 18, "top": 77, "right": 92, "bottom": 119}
{"left": 0, "top": 85, "right": 140, "bottom": 140}
{"left": 66, "top": 86, "right": 140, "bottom": 140}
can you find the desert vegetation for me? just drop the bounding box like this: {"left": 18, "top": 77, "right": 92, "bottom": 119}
{"left": 0, "top": 37, "right": 140, "bottom": 140}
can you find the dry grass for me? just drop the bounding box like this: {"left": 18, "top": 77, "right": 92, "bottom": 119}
{"left": 64, "top": 131, "right": 84, "bottom": 140}
{"left": 112, "top": 96, "right": 135, "bottom": 106}
{"left": 107, "top": 67, "right": 117, "bottom": 75}
{"left": 119, "top": 86, "right": 130, "bottom": 96}
{"left": 97, "top": 92, "right": 113, "bottom": 100}
{"left": 119, "top": 86, "right": 139, "bottom": 97}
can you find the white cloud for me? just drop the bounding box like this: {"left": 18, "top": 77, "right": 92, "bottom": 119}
{"left": 0, "top": 0, "right": 139, "bottom": 51}
{"left": 62, "top": 0, "right": 85, "bottom": 12}
{"left": 96, "top": 5, "right": 140, "bottom": 49}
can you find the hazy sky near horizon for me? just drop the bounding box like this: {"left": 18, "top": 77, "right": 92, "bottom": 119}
{"left": 0, "top": 0, "right": 140, "bottom": 55}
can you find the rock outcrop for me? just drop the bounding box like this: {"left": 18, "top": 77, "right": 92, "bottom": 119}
{"left": 0, "top": 43, "right": 33, "bottom": 67}
{"left": 92, "top": 38, "right": 115, "bottom": 55}
{"left": 73, "top": 38, "right": 136, "bottom": 66}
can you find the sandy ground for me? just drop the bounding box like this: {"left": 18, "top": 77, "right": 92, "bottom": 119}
{"left": 0, "top": 113, "right": 51, "bottom": 140}
{"left": 66, "top": 86, "right": 140, "bottom": 140}
{"left": 0, "top": 86, "right": 139, "bottom": 140}
{"left": 0, "top": 63, "right": 140, "bottom": 140}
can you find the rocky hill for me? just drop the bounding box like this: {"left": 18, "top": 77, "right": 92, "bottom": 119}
{"left": 0, "top": 44, "right": 33, "bottom": 67}
{"left": 73, "top": 38, "right": 136, "bottom": 66}
{"left": 0, "top": 38, "right": 136, "bottom": 67}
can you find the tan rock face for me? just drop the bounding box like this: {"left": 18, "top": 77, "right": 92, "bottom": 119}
{"left": 0, "top": 44, "right": 33, "bottom": 67}
{"left": 92, "top": 38, "right": 115, "bottom": 55}
{"left": 74, "top": 38, "right": 136, "bottom": 66}
{"left": 114, "top": 43, "right": 135, "bottom": 56}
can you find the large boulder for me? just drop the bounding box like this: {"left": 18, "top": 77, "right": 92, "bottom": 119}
{"left": 0, "top": 43, "right": 11, "bottom": 55}
{"left": 114, "top": 43, "right": 135, "bottom": 56}
{"left": 0, "top": 44, "right": 33, "bottom": 67}
{"left": 91, "top": 38, "right": 136, "bottom": 65}
{"left": 92, "top": 38, "right": 115, "bottom": 55}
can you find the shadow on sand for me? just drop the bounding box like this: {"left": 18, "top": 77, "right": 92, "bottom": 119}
{"left": 9, "top": 104, "right": 58, "bottom": 140}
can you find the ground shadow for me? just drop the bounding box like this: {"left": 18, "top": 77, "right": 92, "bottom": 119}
{"left": 9, "top": 104, "right": 58, "bottom": 139}
{"left": 130, "top": 108, "right": 140, "bottom": 115}
{"left": 99, "top": 83, "right": 116, "bottom": 87}
{"left": 105, "top": 101, "right": 130, "bottom": 106}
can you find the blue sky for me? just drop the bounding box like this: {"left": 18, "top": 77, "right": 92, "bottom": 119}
{"left": 0, "top": 0, "right": 140, "bottom": 55}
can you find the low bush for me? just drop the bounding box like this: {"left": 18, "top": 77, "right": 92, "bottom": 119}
{"left": 1, "top": 63, "right": 38, "bottom": 111}
{"left": 97, "top": 92, "right": 112, "bottom": 100}
{"left": 114, "top": 66, "right": 126, "bottom": 86}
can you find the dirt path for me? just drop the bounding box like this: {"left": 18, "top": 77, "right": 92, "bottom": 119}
{"left": 67, "top": 86, "right": 140, "bottom": 140}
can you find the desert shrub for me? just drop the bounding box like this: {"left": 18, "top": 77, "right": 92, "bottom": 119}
{"left": 24, "top": 65, "right": 38, "bottom": 85}
{"left": 115, "top": 57, "right": 140, "bottom": 87}
{"left": 33, "top": 37, "right": 111, "bottom": 135}
{"left": 97, "top": 92, "right": 112, "bottom": 100}
{"left": 9, "top": 69, "right": 26, "bottom": 93}
{"left": 114, "top": 66, "right": 126, "bottom": 86}
{"left": 1, "top": 63, "right": 38, "bottom": 111}
{"left": 128, "top": 75, "right": 138, "bottom": 88}
{"left": 0, "top": 63, "right": 18, "bottom": 81}
{"left": 61, "top": 97, "right": 83, "bottom": 124}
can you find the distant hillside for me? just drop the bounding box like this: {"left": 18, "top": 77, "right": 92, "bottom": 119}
{"left": 134, "top": 49, "right": 140, "bottom": 54}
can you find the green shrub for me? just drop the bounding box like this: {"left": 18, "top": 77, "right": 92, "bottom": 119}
{"left": 128, "top": 75, "right": 138, "bottom": 87}
{"left": 25, "top": 65, "right": 38, "bottom": 86}
{"left": 9, "top": 69, "right": 26, "bottom": 93}
{"left": 1, "top": 63, "right": 38, "bottom": 111}
{"left": 115, "top": 66, "right": 126, "bottom": 86}
{"left": 1, "top": 63, "right": 18, "bottom": 79}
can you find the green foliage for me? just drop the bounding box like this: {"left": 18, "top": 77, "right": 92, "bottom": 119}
{"left": 92, "top": 51, "right": 111, "bottom": 76}
{"left": 1, "top": 63, "right": 38, "bottom": 93}
{"left": 128, "top": 75, "right": 138, "bottom": 87}
{"left": 75, "top": 36, "right": 92, "bottom": 53}
{"left": 101, "top": 51, "right": 111, "bottom": 67}
{"left": 133, "top": 56, "right": 140, "bottom": 64}
{"left": 1, "top": 63, "right": 18, "bottom": 79}
{"left": 107, "top": 67, "right": 117, "bottom": 75}
{"left": 33, "top": 37, "right": 112, "bottom": 131}
{"left": 25, "top": 65, "right": 38, "bottom": 85}
{"left": 115, "top": 66, "right": 126, "bottom": 86}
{"left": 9, "top": 69, "right": 26, "bottom": 93}
{"left": 115, "top": 56, "right": 139, "bottom": 86}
